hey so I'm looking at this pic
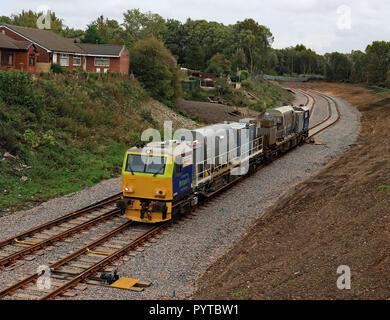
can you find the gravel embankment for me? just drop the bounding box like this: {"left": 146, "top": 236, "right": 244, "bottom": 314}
{"left": 0, "top": 92, "right": 360, "bottom": 300}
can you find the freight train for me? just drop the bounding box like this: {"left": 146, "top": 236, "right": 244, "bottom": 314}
{"left": 117, "top": 105, "right": 310, "bottom": 223}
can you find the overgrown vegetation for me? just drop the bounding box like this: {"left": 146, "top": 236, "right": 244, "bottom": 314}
{"left": 0, "top": 70, "right": 153, "bottom": 214}
{"left": 183, "top": 77, "right": 293, "bottom": 112}
{"left": 130, "top": 37, "right": 181, "bottom": 102}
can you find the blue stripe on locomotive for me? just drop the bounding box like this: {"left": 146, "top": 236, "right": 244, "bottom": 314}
{"left": 173, "top": 164, "right": 192, "bottom": 197}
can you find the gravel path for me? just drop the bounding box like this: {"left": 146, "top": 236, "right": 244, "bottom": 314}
{"left": 0, "top": 91, "right": 361, "bottom": 300}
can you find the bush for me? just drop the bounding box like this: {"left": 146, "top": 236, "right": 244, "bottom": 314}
{"left": 50, "top": 63, "right": 66, "bottom": 74}
{"left": 23, "top": 129, "right": 41, "bottom": 148}
{"left": 130, "top": 37, "right": 182, "bottom": 101}
{"left": 242, "top": 79, "right": 254, "bottom": 90}
{"left": 240, "top": 70, "right": 250, "bottom": 80}
{"left": 214, "top": 78, "right": 232, "bottom": 95}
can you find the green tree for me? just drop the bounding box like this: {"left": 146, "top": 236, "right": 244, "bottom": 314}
{"left": 184, "top": 43, "right": 206, "bottom": 70}
{"left": 324, "top": 52, "right": 352, "bottom": 81}
{"left": 81, "top": 24, "right": 106, "bottom": 44}
{"left": 11, "top": 10, "right": 63, "bottom": 33}
{"left": 0, "top": 16, "right": 12, "bottom": 24}
{"left": 122, "top": 9, "right": 167, "bottom": 47}
{"left": 206, "top": 53, "right": 231, "bottom": 74}
{"left": 349, "top": 50, "right": 367, "bottom": 83}
{"left": 92, "top": 15, "right": 125, "bottom": 44}
{"left": 130, "top": 37, "right": 181, "bottom": 101}
{"left": 162, "top": 19, "right": 186, "bottom": 64}
{"left": 61, "top": 27, "right": 84, "bottom": 39}
{"left": 231, "top": 48, "right": 247, "bottom": 72}
{"left": 232, "top": 19, "right": 274, "bottom": 75}
{"left": 365, "top": 41, "right": 390, "bottom": 85}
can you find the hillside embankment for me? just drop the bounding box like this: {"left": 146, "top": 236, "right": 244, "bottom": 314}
{"left": 0, "top": 71, "right": 195, "bottom": 216}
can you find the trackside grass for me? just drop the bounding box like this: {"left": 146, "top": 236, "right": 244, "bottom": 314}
{"left": 0, "top": 70, "right": 157, "bottom": 216}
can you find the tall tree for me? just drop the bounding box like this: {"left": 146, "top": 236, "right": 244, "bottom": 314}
{"left": 206, "top": 53, "right": 231, "bottom": 74}
{"left": 365, "top": 41, "right": 390, "bottom": 85}
{"left": 81, "top": 24, "right": 106, "bottom": 44}
{"left": 324, "top": 52, "right": 352, "bottom": 81}
{"left": 122, "top": 9, "right": 167, "bottom": 47}
{"left": 93, "top": 15, "right": 125, "bottom": 44}
{"left": 232, "top": 19, "right": 274, "bottom": 74}
{"left": 130, "top": 37, "right": 181, "bottom": 100}
{"left": 11, "top": 10, "right": 63, "bottom": 33}
{"left": 350, "top": 50, "right": 367, "bottom": 83}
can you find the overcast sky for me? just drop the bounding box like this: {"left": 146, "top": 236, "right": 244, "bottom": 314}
{"left": 3, "top": 0, "right": 390, "bottom": 54}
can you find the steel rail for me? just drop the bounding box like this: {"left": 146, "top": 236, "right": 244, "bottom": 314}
{"left": 0, "top": 214, "right": 130, "bottom": 299}
{"left": 308, "top": 91, "right": 341, "bottom": 138}
{"left": 42, "top": 222, "right": 167, "bottom": 300}
{"left": 0, "top": 192, "right": 122, "bottom": 250}
{"left": 0, "top": 208, "right": 122, "bottom": 268}
{"left": 307, "top": 90, "right": 333, "bottom": 131}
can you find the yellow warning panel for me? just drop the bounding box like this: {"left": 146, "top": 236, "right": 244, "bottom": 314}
{"left": 110, "top": 277, "right": 139, "bottom": 290}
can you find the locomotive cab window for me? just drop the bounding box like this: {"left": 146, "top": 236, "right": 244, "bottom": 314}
{"left": 125, "top": 154, "right": 166, "bottom": 175}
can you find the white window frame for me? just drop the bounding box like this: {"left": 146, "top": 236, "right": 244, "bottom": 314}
{"left": 59, "top": 54, "right": 69, "bottom": 67}
{"left": 73, "top": 55, "right": 81, "bottom": 66}
{"left": 94, "top": 57, "right": 110, "bottom": 67}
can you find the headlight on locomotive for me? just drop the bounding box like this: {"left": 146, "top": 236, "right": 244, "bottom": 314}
{"left": 155, "top": 189, "right": 166, "bottom": 198}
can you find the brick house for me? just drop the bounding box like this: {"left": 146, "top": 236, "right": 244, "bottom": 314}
{"left": 0, "top": 33, "right": 38, "bottom": 72}
{"left": 0, "top": 24, "right": 129, "bottom": 74}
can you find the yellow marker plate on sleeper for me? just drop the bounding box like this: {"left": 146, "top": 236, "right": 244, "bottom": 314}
{"left": 110, "top": 277, "right": 139, "bottom": 289}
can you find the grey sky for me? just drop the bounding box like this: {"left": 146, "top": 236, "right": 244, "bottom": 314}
{"left": 3, "top": 0, "right": 390, "bottom": 54}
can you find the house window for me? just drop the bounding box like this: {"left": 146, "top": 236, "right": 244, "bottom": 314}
{"left": 73, "top": 56, "right": 81, "bottom": 66}
{"left": 29, "top": 54, "right": 35, "bottom": 66}
{"left": 60, "top": 54, "right": 69, "bottom": 67}
{"left": 94, "top": 57, "right": 109, "bottom": 67}
{"left": 1, "top": 50, "right": 13, "bottom": 66}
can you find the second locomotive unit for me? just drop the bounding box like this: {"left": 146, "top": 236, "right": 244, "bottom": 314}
{"left": 118, "top": 105, "right": 309, "bottom": 223}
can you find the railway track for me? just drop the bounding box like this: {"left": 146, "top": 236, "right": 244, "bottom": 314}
{"left": 0, "top": 90, "right": 343, "bottom": 300}
{"left": 0, "top": 213, "right": 194, "bottom": 300}
{"left": 290, "top": 88, "right": 340, "bottom": 137}
{"left": 297, "top": 89, "right": 315, "bottom": 117}
{"left": 0, "top": 193, "right": 122, "bottom": 270}
{"left": 308, "top": 90, "right": 341, "bottom": 138}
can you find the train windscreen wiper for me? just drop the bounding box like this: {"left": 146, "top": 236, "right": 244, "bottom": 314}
{"left": 153, "top": 164, "right": 165, "bottom": 177}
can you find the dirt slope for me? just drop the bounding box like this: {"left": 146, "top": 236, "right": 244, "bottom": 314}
{"left": 193, "top": 83, "right": 390, "bottom": 300}
{"left": 140, "top": 98, "right": 199, "bottom": 130}
{"left": 175, "top": 99, "right": 258, "bottom": 124}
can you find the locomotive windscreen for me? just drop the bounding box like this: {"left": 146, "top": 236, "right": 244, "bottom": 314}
{"left": 125, "top": 154, "right": 166, "bottom": 175}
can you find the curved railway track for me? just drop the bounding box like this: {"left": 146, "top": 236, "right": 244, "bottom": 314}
{"left": 0, "top": 89, "right": 343, "bottom": 300}
{"left": 297, "top": 89, "right": 315, "bottom": 117}
{"left": 308, "top": 90, "right": 341, "bottom": 138}
{"left": 290, "top": 88, "right": 341, "bottom": 137}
